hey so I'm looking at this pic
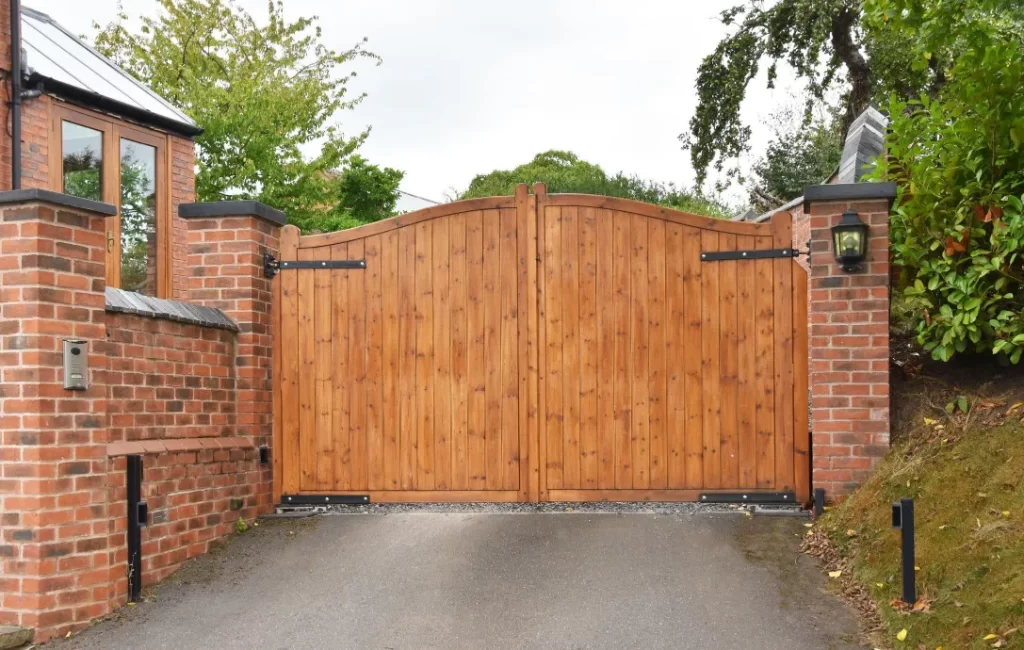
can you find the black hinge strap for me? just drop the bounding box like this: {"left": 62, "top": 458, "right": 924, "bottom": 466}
{"left": 278, "top": 259, "right": 367, "bottom": 270}
{"left": 700, "top": 248, "right": 796, "bottom": 261}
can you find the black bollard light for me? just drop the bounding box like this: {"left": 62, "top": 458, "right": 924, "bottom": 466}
{"left": 891, "top": 498, "right": 916, "bottom": 605}
{"left": 814, "top": 488, "right": 825, "bottom": 518}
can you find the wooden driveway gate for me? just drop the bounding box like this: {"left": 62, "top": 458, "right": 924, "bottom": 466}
{"left": 273, "top": 185, "right": 809, "bottom": 504}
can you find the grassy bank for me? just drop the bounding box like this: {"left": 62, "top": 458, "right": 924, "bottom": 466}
{"left": 814, "top": 406, "right": 1024, "bottom": 648}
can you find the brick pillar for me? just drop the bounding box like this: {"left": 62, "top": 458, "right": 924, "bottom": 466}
{"left": 179, "top": 201, "right": 284, "bottom": 514}
{"left": 804, "top": 183, "right": 896, "bottom": 499}
{"left": 0, "top": 190, "right": 117, "bottom": 640}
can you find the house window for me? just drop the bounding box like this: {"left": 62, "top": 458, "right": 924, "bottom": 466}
{"left": 51, "top": 105, "right": 170, "bottom": 297}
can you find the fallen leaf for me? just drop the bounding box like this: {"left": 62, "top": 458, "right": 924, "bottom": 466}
{"left": 915, "top": 566, "right": 921, "bottom": 571}
{"left": 896, "top": 628, "right": 908, "bottom": 642}
{"left": 846, "top": 529, "right": 858, "bottom": 537}
{"left": 1007, "top": 402, "right": 1022, "bottom": 415}
{"left": 938, "top": 524, "right": 948, "bottom": 530}
{"left": 912, "top": 599, "right": 931, "bottom": 613}
{"left": 984, "top": 634, "right": 999, "bottom": 641}
{"left": 955, "top": 601, "right": 964, "bottom": 608}
{"left": 924, "top": 417, "right": 937, "bottom": 425}
{"left": 828, "top": 570, "right": 842, "bottom": 579}
{"left": 978, "top": 492, "right": 989, "bottom": 498}
{"left": 1002, "top": 511, "right": 1011, "bottom": 517}
{"left": 876, "top": 582, "right": 885, "bottom": 588}
{"left": 804, "top": 522, "right": 813, "bottom": 528}
{"left": 66, "top": 632, "right": 72, "bottom": 639}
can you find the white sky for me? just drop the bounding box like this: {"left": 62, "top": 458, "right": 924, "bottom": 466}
{"left": 28, "top": 0, "right": 802, "bottom": 211}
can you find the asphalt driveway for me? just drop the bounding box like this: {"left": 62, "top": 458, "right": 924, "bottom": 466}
{"left": 52, "top": 509, "right": 863, "bottom": 650}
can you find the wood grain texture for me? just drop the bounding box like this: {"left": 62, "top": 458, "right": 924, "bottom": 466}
{"left": 277, "top": 190, "right": 807, "bottom": 504}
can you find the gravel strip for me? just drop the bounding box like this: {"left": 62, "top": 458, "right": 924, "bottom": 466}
{"left": 275, "top": 501, "right": 807, "bottom": 517}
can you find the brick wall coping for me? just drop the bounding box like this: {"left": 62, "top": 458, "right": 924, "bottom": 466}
{"left": 106, "top": 436, "right": 255, "bottom": 456}
{"left": 0, "top": 188, "right": 118, "bottom": 215}
{"left": 178, "top": 200, "right": 287, "bottom": 227}
{"left": 803, "top": 182, "right": 897, "bottom": 211}
{"left": 106, "top": 287, "right": 239, "bottom": 331}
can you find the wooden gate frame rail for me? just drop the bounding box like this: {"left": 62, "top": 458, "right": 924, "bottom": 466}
{"left": 271, "top": 183, "right": 811, "bottom": 505}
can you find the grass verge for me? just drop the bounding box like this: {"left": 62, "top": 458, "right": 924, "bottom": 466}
{"left": 810, "top": 416, "right": 1024, "bottom": 649}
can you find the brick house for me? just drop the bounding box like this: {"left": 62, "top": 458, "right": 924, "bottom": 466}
{"left": 1, "top": 2, "right": 282, "bottom": 640}
{"left": 0, "top": 0, "right": 897, "bottom": 644}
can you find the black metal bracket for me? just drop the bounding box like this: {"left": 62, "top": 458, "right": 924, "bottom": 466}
{"left": 701, "top": 248, "right": 798, "bottom": 262}
{"left": 280, "top": 494, "right": 370, "bottom": 505}
{"left": 814, "top": 488, "right": 826, "bottom": 517}
{"left": 279, "top": 260, "right": 367, "bottom": 270}
{"left": 264, "top": 253, "right": 279, "bottom": 279}
{"left": 699, "top": 491, "right": 796, "bottom": 504}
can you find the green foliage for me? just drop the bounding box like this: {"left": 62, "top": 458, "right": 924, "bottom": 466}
{"left": 869, "top": 0, "right": 1024, "bottom": 363}
{"left": 301, "top": 156, "right": 405, "bottom": 234}
{"left": 750, "top": 104, "right": 844, "bottom": 206}
{"left": 92, "top": 0, "right": 385, "bottom": 233}
{"left": 460, "top": 150, "right": 731, "bottom": 217}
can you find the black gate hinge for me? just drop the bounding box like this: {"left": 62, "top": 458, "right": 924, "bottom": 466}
{"left": 701, "top": 248, "right": 799, "bottom": 261}
{"left": 264, "top": 253, "right": 280, "bottom": 279}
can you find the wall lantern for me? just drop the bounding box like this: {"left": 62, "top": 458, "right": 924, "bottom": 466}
{"left": 831, "top": 210, "right": 869, "bottom": 272}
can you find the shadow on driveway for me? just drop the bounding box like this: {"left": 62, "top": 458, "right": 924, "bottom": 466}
{"left": 50, "top": 511, "right": 864, "bottom": 649}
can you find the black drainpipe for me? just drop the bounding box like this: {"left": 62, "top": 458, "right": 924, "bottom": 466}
{"left": 10, "top": 0, "right": 21, "bottom": 190}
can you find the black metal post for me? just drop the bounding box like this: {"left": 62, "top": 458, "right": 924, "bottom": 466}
{"left": 10, "top": 0, "right": 22, "bottom": 189}
{"left": 126, "top": 455, "right": 145, "bottom": 603}
{"left": 899, "top": 498, "right": 916, "bottom": 604}
{"left": 814, "top": 488, "right": 825, "bottom": 518}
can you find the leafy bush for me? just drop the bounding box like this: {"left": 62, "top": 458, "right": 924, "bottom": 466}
{"left": 870, "top": 0, "right": 1024, "bottom": 363}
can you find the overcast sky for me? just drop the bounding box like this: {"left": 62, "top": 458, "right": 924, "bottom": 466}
{"left": 28, "top": 0, "right": 801, "bottom": 210}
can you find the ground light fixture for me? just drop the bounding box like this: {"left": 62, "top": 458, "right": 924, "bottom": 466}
{"left": 831, "top": 209, "right": 869, "bottom": 272}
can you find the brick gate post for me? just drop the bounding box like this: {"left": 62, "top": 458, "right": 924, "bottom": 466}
{"left": 178, "top": 201, "right": 285, "bottom": 514}
{"left": 803, "top": 183, "right": 896, "bottom": 499}
{"left": 0, "top": 190, "right": 117, "bottom": 639}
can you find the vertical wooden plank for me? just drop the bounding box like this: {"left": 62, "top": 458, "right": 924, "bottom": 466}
{"left": 297, "top": 247, "right": 317, "bottom": 491}
{"left": 415, "top": 222, "right": 435, "bottom": 490}
{"left": 449, "top": 214, "right": 470, "bottom": 490}
{"left": 313, "top": 246, "right": 334, "bottom": 490}
{"left": 398, "top": 226, "right": 418, "bottom": 490}
{"left": 682, "top": 226, "right": 704, "bottom": 488}
{"left": 522, "top": 186, "right": 540, "bottom": 502}
{"left": 365, "top": 235, "right": 385, "bottom": 491}
{"left": 595, "top": 210, "right": 616, "bottom": 490}
{"left": 499, "top": 208, "right": 520, "bottom": 490}
{"left": 736, "top": 234, "right": 758, "bottom": 489}
{"left": 535, "top": 185, "right": 550, "bottom": 501}
{"left": 433, "top": 218, "right": 452, "bottom": 491}
{"left": 718, "top": 234, "right": 740, "bottom": 488}
{"left": 483, "top": 210, "right": 502, "bottom": 490}
{"left": 272, "top": 234, "right": 284, "bottom": 502}
{"left": 700, "top": 230, "right": 721, "bottom": 489}
{"left": 466, "top": 211, "right": 487, "bottom": 489}
{"left": 792, "top": 261, "right": 810, "bottom": 503}
{"left": 279, "top": 227, "right": 300, "bottom": 494}
{"left": 755, "top": 235, "right": 776, "bottom": 489}
{"left": 578, "top": 207, "right": 599, "bottom": 489}
{"left": 630, "top": 215, "right": 650, "bottom": 489}
{"left": 331, "top": 243, "right": 351, "bottom": 490}
{"left": 647, "top": 219, "right": 667, "bottom": 489}
{"left": 612, "top": 211, "right": 632, "bottom": 489}
{"left": 348, "top": 239, "right": 368, "bottom": 491}
{"left": 381, "top": 231, "right": 401, "bottom": 489}
{"left": 560, "top": 206, "right": 581, "bottom": 489}
{"left": 665, "top": 223, "right": 686, "bottom": 489}
{"left": 542, "top": 205, "right": 563, "bottom": 490}
{"left": 773, "top": 213, "right": 795, "bottom": 491}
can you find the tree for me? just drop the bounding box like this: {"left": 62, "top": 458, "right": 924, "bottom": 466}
{"left": 460, "top": 150, "right": 731, "bottom": 217}
{"left": 869, "top": 0, "right": 1024, "bottom": 363}
{"left": 301, "top": 156, "right": 405, "bottom": 233}
{"left": 749, "top": 103, "right": 844, "bottom": 210}
{"left": 682, "top": 0, "right": 944, "bottom": 187}
{"left": 92, "top": 0, "right": 385, "bottom": 232}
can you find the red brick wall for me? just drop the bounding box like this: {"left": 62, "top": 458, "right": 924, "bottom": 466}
{"left": 0, "top": 201, "right": 113, "bottom": 637}
{"left": 807, "top": 198, "right": 891, "bottom": 498}
{"left": 170, "top": 136, "right": 196, "bottom": 300}
{"left": 1, "top": 196, "right": 280, "bottom": 641}
{"left": 104, "top": 314, "right": 236, "bottom": 444}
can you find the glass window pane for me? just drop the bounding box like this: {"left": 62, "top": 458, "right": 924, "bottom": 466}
{"left": 62, "top": 121, "right": 103, "bottom": 201}
{"left": 119, "top": 139, "right": 158, "bottom": 295}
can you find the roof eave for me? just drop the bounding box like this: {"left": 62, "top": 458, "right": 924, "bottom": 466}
{"left": 29, "top": 72, "right": 204, "bottom": 138}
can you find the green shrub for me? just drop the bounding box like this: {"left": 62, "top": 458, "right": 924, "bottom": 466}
{"left": 871, "top": 1, "right": 1024, "bottom": 363}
